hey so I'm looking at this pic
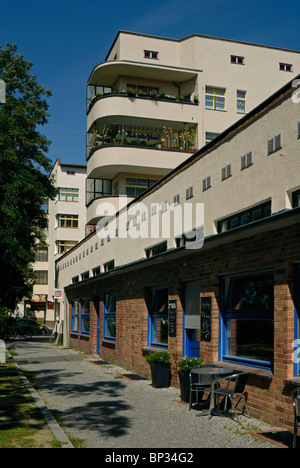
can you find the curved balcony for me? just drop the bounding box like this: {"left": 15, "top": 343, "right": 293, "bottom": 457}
{"left": 87, "top": 93, "right": 198, "bottom": 132}
{"left": 88, "top": 60, "right": 199, "bottom": 91}
{"left": 86, "top": 143, "right": 196, "bottom": 180}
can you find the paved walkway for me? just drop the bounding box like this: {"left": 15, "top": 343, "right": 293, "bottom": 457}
{"left": 6, "top": 337, "right": 293, "bottom": 449}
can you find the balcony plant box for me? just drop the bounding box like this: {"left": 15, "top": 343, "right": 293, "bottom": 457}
{"left": 146, "top": 351, "right": 170, "bottom": 388}
{"left": 177, "top": 357, "right": 203, "bottom": 402}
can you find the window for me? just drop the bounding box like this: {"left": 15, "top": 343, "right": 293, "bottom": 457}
{"left": 56, "top": 240, "right": 78, "bottom": 254}
{"left": 231, "top": 55, "right": 245, "bottom": 65}
{"left": 292, "top": 190, "right": 300, "bottom": 208}
{"left": 202, "top": 176, "right": 211, "bottom": 192}
{"left": 81, "top": 298, "right": 90, "bottom": 335}
{"left": 205, "top": 87, "right": 226, "bottom": 111}
{"left": 173, "top": 194, "right": 180, "bottom": 206}
{"left": 57, "top": 214, "right": 79, "bottom": 228}
{"left": 104, "top": 293, "right": 116, "bottom": 340}
{"left": 161, "top": 201, "right": 168, "bottom": 213}
{"left": 217, "top": 202, "right": 271, "bottom": 233}
{"left": 81, "top": 271, "right": 89, "bottom": 281}
{"left": 186, "top": 186, "right": 194, "bottom": 200}
{"left": 297, "top": 121, "right": 300, "bottom": 139}
{"left": 86, "top": 178, "right": 112, "bottom": 204}
{"left": 149, "top": 286, "right": 168, "bottom": 347}
{"left": 146, "top": 241, "right": 167, "bottom": 258}
{"left": 58, "top": 188, "right": 79, "bottom": 202}
{"left": 220, "top": 271, "right": 274, "bottom": 369}
{"left": 104, "top": 260, "right": 115, "bottom": 272}
{"left": 71, "top": 300, "right": 80, "bottom": 332}
{"left": 93, "top": 266, "right": 101, "bottom": 276}
{"left": 279, "top": 62, "right": 293, "bottom": 72}
{"left": 35, "top": 248, "right": 48, "bottom": 262}
{"left": 72, "top": 276, "right": 79, "bottom": 284}
{"left": 205, "top": 133, "right": 220, "bottom": 145}
{"left": 241, "top": 150, "right": 253, "bottom": 170}
{"left": 268, "top": 133, "right": 282, "bottom": 155}
{"left": 144, "top": 50, "right": 159, "bottom": 59}
{"left": 41, "top": 199, "right": 49, "bottom": 214}
{"left": 127, "top": 83, "right": 159, "bottom": 95}
{"left": 237, "top": 90, "right": 246, "bottom": 114}
{"left": 151, "top": 204, "right": 158, "bottom": 216}
{"left": 34, "top": 270, "right": 48, "bottom": 285}
{"left": 125, "top": 178, "right": 159, "bottom": 197}
{"left": 221, "top": 164, "right": 232, "bottom": 181}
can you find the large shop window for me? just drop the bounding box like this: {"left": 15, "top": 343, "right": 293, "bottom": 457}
{"left": 220, "top": 272, "right": 274, "bottom": 370}
{"left": 104, "top": 293, "right": 116, "bottom": 340}
{"left": 149, "top": 287, "right": 169, "bottom": 348}
{"left": 81, "top": 298, "right": 90, "bottom": 335}
{"left": 71, "top": 299, "right": 80, "bottom": 332}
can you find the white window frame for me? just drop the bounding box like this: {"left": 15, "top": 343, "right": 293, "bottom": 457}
{"left": 268, "top": 132, "right": 282, "bottom": 155}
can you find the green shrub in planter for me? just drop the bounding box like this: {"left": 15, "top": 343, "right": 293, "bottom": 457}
{"left": 146, "top": 351, "right": 170, "bottom": 388}
{"left": 146, "top": 351, "right": 170, "bottom": 364}
{"left": 178, "top": 357, "right": 202, "bottom": 372}
{"left": 177, "top": 357, "right": 203, "bottom": 402}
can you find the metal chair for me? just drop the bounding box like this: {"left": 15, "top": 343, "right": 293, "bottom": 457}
{"left": 212, "top": 372, "right": 250, "bottom": 422}
{"left": 189, "top": 364, "right": 219, "bottom": 411}
{"left": 292, "top": 387, "right": 300, "bottom": 448}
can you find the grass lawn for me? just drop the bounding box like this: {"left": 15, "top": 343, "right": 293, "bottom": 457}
{"left": 0, "top": 359, "right": 60, "bottom": 448}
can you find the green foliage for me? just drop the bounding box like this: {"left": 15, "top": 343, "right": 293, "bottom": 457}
{"left": 0, "top": 307, "right": 10, "bottom": 338}
{"left": 0, "top": 43, "right": 56, "bottom": 309}
{"left": 146, "top": 351, "right": 170, "bottom": 364}
{"left": 177, "top": 357, "right": 203, "bottom": 372}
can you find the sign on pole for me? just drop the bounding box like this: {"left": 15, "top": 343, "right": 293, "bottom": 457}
{"left": 54, "top": 289, "right": 62, "bottom": 300}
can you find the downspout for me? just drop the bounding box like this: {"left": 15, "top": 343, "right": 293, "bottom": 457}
{"left": 174, "top": 82, "right": 181, "bottom": 99}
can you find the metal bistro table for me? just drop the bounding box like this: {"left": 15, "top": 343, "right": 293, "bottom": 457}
{"left": 190, "top": 366, "right": 233, "bottom": 419}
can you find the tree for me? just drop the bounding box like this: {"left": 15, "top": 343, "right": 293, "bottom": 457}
{"left": 0, "top": 43, "right": 56, "bottom": 310}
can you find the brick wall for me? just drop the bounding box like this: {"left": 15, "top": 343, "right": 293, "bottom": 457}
{"left": 66, "top": 221, "right": 300, "bottom": 430}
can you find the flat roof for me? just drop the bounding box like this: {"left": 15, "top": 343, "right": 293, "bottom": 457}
{"left": 105, "top": 30, "right": 300, "bottom": 61}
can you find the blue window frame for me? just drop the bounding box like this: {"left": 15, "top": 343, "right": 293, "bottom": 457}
{"left": 219, "top": 271, "right": 274, "bottom": 370}
{"left": 294, "top": 265, "right": 300, "bottom": 376}
{"left": 71, "top": 299, "right": 80, "bottom": 332}
{"left": 81, "top": 298, "right": 90, "bottom": 335}
{"left": 104, "top": 293, "right": 116, "bottom": 340}
{"left": 148, "top": 286, "right": 168, "bottom": 348}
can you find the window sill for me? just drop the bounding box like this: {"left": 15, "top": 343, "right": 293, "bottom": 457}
{"left": 215, "top": 361, "right": 273, "bottom": 379}
{"left": 142, "top": 346, "right": 168, "bottom": 356}
{"left": 102, "top": 340, "right": 116, "bottom": 349}
{"left": 284, "top": 377, "right": 300, "bottom": 385}
{"left": 205, "top": 108, "right": 227, "bottom": 113}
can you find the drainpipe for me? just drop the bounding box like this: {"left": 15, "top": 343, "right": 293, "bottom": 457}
{"left": 174, "top": 82, "right": 181, "bottom": 99}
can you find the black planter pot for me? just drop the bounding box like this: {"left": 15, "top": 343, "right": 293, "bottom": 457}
{"left": 178, "top": 371, "right": 203, "bottom": 403}
{"left": 150, "top": 362, "right": 170, "bottom": 388}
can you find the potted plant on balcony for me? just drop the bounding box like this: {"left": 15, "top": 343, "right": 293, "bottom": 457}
{"left": 126, "top": 87, "right": 136, "bottom": 97}
{"left": 146, "top": 351, "right": 171, "bottom": 388}
{"left": 113, "top": 133, "right": 122, "bottom": 145}
{"left": 177, "top": 357, "right": 203, "bottom": 402}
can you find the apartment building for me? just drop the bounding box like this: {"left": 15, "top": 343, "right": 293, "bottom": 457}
{"left": 56, "top": 75, "right": 300, "bottom": 430}
{"left": 86, "top": 31, "right": 300, "bottom": 230}
{"left": 46, "top": 158, "right": 87, "bottom": 326}
{"left": 18, "top": 159, "right": 87, "bottom": 326}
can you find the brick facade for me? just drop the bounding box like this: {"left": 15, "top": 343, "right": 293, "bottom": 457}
{"left": 66, "top": 218, "right": 300, "bottom": 430}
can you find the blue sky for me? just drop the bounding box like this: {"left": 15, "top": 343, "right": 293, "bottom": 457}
{"left": 1, "top": 0, "right": 300, "bottom": 167}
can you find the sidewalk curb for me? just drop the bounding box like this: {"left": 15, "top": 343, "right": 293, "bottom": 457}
{"left": 7, "top": 351, "right": 74, "bottom": 448}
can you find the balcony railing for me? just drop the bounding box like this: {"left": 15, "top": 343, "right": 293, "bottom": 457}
{"left": 86, "top": 85, "right": 199, "bottom": 113}
{"left": 86, "top": 124, "right": 197, "bottom": 160}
